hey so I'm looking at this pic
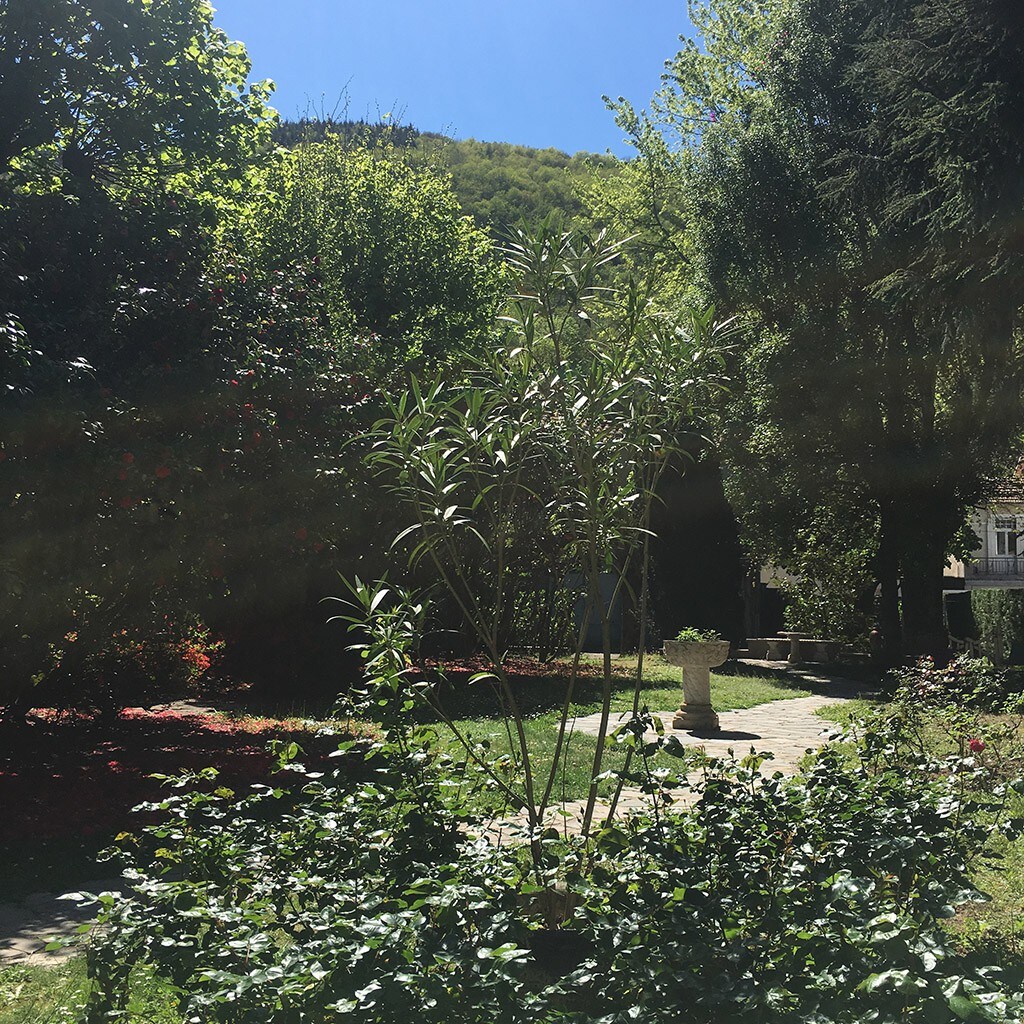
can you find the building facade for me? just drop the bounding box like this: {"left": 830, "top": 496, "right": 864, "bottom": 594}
{"left": 945, "top": 478, "right": 1024, "bottom": 590}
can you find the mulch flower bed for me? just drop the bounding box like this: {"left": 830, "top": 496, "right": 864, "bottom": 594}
{"left": 0, "top": 706, "right": 375, "bottom": 845}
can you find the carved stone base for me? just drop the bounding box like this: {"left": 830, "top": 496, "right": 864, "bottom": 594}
{"left": 672, "top": 703, "right": 721, "bottom": 732}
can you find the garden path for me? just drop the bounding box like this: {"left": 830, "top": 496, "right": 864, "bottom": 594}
{"left": 0, "top": 883, "right": 123, "bottom": 967}
{"left": 482, "top": 690, "right": 851, "bottom": 842}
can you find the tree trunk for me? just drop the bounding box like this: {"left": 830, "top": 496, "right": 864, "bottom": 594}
{"left": 899, "top": 533, "right": 950, "bottom": 661}
{"left": 874, "top": 505, "right": 903, "bottom": 664}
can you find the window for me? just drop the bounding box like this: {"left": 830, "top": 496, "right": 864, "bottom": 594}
{"left": 995, "top": 516, "right": 1017, "bottom": 557}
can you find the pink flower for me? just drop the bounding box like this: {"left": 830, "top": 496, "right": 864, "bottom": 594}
{"left": 968, "top": 738, "right": 986, "bottom": 754}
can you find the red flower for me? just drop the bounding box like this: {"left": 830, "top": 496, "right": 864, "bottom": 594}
{"left": 119, "top": 496, "right": 133, "bottom": 509}
{"left": 122, "top": 452, "right": 135, "bottom": 465}
{"left": 117, "top": 469, "right": 128, "bottom": 481}
{"left": 230, "top": 379, "right": 240, "bottom": 387}
{"left": 968, "top": 737, "right": 986, "bottom": 754}
{"left": 295, "top": 527, "right": 308, "bottom": 541}
{"left": 155, "top": 465, "right": 171, "bottom": 479}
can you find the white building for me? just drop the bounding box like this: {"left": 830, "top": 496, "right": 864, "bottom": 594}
{"left": 945, "top": 477, "right": 1024, "bottom": 590}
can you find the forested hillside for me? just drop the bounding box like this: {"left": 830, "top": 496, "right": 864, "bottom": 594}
{"left": 274, "top": 119, "right": 620, "bottom": 236}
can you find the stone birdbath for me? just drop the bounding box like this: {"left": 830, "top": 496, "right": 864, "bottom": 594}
{"left": 663, "top": 635, "right": 731, "bottom": 732}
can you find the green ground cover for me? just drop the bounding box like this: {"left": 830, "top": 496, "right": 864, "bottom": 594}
{"left": 0, "top": 961, "right": 180, "bottom": 1024}
{"left": 0, "top": 660, "right": 811, "bottom": 1020}
{"left": 7, "top": 670, "right": 1024, "bottom": 1021}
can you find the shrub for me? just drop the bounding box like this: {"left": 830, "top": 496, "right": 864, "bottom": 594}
{"left": 969, "top": 590, "right": 1024, "bottom": 666}
{"left": 77, "top": 721, "right": 1024, "bottom": 1022}
{"left": 872, "top": 656, "right": 1024, "bottom": 780}
{"left": 73, "top": 616, "right": 223, "bottom": 715}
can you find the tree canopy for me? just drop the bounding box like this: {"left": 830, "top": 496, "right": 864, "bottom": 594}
{"left": 0, "top": 3, "right": 502, "bottom": 711}
{"left": 611, "top": 0, "right": 1024, "bottom": 654}
{"left": 0, "top": 0, "right": 274, "bottom": 184}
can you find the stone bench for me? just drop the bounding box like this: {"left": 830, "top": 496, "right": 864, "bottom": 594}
{"left": 745, "top": 637, "right": 792, "bottom": 660}
{"left": 792, "top": 638, "right": 843, "bottom": 664}
{"left": 744, "top": 637, "right": 843, "bottom": 664}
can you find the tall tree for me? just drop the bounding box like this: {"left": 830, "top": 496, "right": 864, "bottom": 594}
{"left": 0, "top": 0, "right": 273, "bottom": 182}
{"left": 0, "top": 3, "right": 500, "bottom": 711}
{"left": 616, "top": 0, "right": 1024, "bottom": 655}
{"left": 0, "top": 0, "right": 275, "bottom": 710}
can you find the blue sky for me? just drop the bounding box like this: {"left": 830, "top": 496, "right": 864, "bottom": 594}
{"left": 211, "top": 1, "right": 693, "bottom": 156}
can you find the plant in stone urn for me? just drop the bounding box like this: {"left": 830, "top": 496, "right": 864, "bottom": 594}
{"left": 663, "top": 628, "right": 731, "bottom": 731}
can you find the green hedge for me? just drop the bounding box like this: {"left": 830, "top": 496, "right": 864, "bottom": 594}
{"left": 945, "top": 589, "right": 1024, "bottom": 665}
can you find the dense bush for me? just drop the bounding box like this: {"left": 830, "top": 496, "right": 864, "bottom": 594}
{"left": 77, "top": 711, "right": 1024, "bottom": 1022}
{"left": 52, "top": 615, "right": 224, "bottom": 718}
{"left": 968, "top": 591, "right": 1024, "bottom": 666}
{"left": 0, "top": 3, "right": 502, "bottom": 713}
{"left": 871, "top": 656, "right": 1024, "bottom": 781}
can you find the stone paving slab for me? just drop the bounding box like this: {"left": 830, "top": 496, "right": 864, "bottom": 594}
{"left": 568, "top": 694, "right": 845, "bottom": 773}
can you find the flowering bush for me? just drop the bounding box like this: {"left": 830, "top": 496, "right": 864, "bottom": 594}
{"left": 52, "top": 615, "right": 223, "bottom": 715}
{"left": 866, "top": 656, "right": 1024, "bottom": 780}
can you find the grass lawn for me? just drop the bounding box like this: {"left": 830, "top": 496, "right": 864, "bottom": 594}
{"left": 0, "top": 960, "right": 181, "bottom": 1024}
{"left": 427, "top": 655, "right": 812, "bottom": 806}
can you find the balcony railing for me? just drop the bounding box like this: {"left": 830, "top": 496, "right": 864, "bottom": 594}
{"left": 968, "top": 557, "right": 1024, "bottom": 577}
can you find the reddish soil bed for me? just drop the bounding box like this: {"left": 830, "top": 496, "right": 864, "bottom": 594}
{"left": 0, "top": 707, "right": 372, "bottom": 845}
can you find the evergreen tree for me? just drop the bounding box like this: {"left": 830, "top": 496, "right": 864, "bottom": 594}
{"left": 617, "top": 0, "right": 1024, "bottom": 655}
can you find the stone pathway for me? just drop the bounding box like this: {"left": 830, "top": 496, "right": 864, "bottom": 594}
{"left": 483, "top": 692, "right": 850, "bottom": 841}
{"left": 0, "top": 882, "right": 122, "bottom": 967}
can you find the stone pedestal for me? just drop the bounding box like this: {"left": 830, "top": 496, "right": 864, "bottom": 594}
{"left": 779, "top": 630, "right": 811, "bottom": 663}
{"left": 663, "top": 639, "right": 731, "bottom": 732}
